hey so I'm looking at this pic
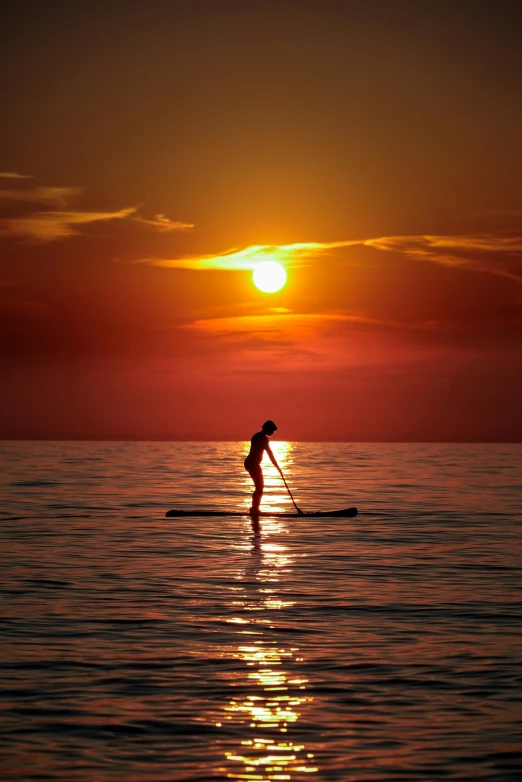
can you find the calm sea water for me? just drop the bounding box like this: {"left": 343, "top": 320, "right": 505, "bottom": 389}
{"left": 1, "top": 441, "right": 521, "bottom": 781}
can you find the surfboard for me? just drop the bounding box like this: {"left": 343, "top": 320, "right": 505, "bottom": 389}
{"left": 165, "top": 507, "right": 358, "bottom": 518}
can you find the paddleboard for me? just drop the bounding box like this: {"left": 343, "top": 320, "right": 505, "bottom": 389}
{"left": 165, "top": 507, "right": 358, "bottom": 518}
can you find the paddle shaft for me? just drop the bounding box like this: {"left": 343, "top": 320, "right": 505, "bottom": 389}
{"left": 277, "top": 466, "right": 303, "bottom": 515}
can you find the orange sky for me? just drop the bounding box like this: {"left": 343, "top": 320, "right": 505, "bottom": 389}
{"left": 1, "top": 1, "right": 522, "bottom": 440}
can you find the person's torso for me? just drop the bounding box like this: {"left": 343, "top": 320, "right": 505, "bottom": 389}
{"left": 247, "top": 431, "right": 268, "bottom": 464}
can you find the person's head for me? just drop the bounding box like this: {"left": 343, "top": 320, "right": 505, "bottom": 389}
{"left": 262, "top": 420, "right": 277, "bottom": 436}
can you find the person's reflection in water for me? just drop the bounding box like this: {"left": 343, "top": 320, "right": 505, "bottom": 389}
{"left": 251, "top": 515, "right": 261, "bottom": 538}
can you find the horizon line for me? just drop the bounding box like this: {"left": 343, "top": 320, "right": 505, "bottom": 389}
{"left": 1, "top": 438, "right": 520, "bottom": 445}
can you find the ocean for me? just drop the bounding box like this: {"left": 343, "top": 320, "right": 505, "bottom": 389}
{"left": 1, "top": 441, "right": 521, "bottom": 781}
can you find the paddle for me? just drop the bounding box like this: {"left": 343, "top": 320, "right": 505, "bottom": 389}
{"left": 277, "top": 465, "right": 304, "bottom": 515}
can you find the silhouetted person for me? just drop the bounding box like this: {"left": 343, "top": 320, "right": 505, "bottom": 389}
{"left": 244, "top": 420, "right": 281, "bottom": 515}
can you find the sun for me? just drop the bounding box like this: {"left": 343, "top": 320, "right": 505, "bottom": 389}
{"left": 253, "top": 261, "right": 287, "bottom": 293}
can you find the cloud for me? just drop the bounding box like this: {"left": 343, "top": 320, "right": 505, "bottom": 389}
{"left": 186, "top": 311, "right": 345, "bottom": 333}
{"left": 0, "top": 207, "right": 137, "bottom": 241}
{"left": 0, "top": 172, "right": 33, "bottom": 180}
{"left": 0, "top": 185, "right": 83, "bottom": 207}
{"left": 184, "top": 311, "right": 419, "bottom": 339}
{"left": 364, "top": 234, "right": 522, "bottom": 282}
{"left": 177, "top": 310, "right": 442, "bottom": 374}
{"left": 0, "top": 175, "right": 86, "bottom": 216}
{"left": 132, "top": 214, "right": 194, "bottom": 232}
{"left": 139, "top": 232, "right": 522, "bottom": 283}
{"left": 3, "top": 173, "right": 520, "bottom": 284}
{"left": 137, "top": 240, "right": 358, "bottom": 271}
{"left": 0, "top": 175, "right": 194, "bottom": 241}
{"left": 1, "top": 206, "right": 194, "bottom": 242}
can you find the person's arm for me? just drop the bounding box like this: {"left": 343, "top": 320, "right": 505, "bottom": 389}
{"left": 266, "top": 443, "right": 281, "bottom": 472}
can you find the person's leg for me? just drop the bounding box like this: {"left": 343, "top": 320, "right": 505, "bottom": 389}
{"left": 250, "top": 466, "right": 264, "bottom": 513}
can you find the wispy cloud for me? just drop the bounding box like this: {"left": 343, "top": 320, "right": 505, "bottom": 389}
{"left": 186, "top": 311, "right": 347, "bottom": 333}
{"left": 0, "top": 174, "right": 194, "bottom": 241}
{"left": 139, "top": 232, "right": 522, "bottom": 282}
{"left": 365, "top": 234, "right": 522, "bottom": 282}
{"left": 0, "top": 172, "right": 33, "bottom": 180}
{"left": 137, "top": 240, "right": 358, "bottom": 271}
{"left": 0, "top": 185, "right": 83, "bottom": 207}
{"left": 178, "top": 310, "right": 436, "bottom": 372}
{"left": 371, "top": 235, "right": 522, "bottom": 253}
{"left": 184, "top": 311, "right": 419, "bottom": 339}
{"left": 0, "top": 207, "right": 137, "bottom": 241}
{"left": 133, "top": 214, "right": 194, "bottom": 232}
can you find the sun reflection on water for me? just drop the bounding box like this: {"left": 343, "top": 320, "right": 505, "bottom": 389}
{"left": 216, "top": 497, "right": 318, "bottom": 780}
{"left": 222, "top": 642, "right": 317, "bottom": 779}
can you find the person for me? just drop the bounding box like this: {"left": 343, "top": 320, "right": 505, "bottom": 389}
{"left": 244, "top": 420, "right": 281, "bottom": 515}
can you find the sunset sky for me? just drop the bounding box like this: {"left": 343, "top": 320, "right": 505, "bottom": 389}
{"left": 2, "top": 0, "right": 522, "bottom": 441}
